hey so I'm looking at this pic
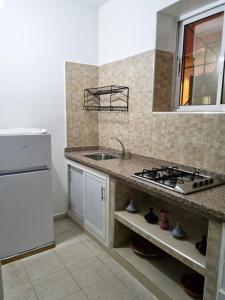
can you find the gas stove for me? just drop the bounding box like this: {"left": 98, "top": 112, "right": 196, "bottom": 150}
{"left": 132, "top": 166, "right": 224, "bottom": 194}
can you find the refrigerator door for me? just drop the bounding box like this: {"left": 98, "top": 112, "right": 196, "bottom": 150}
{"left": 0, "top": 134, "right": 51, "bottom": 173}
{"left": 0, "top": 262, "right": 3, "bottom": 300}
{"left": 0, "top": 169, "right": 54, "bottom": 259}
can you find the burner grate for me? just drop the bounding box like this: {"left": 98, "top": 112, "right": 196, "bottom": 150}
{"left": 132, "top": 166, "right": 224, "bottom": 194}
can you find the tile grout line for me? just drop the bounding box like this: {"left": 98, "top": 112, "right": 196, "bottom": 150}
{"left": 54, "top": 220, "right": 156, "bottom": 299}
{"left": 20, "top": 260, "right": 39, "bottom": 300}
{"left": 54, "top": 251, "right": 92, "bottom": 300}
{"left": 95, "top": 252, "right": 153, "bottom": 300}
{"left": 60, "top": 244, "right": 113, "bottom": 300}
{"left": 74, "top": 228, "right": 144, "bottom": 298}
{"left": 54, "top": 224, "right": 114, "bottom": 300}
{"left": 90, "top": 250, "right": 140, "bottom": 299}
{"left": 21, "top": 249, "right": 66, "bottom": 279}
{"left": 53, "top": 245, "right": 84, "bottom": 295}
{"left": 21, "top": 229, "right": 75, "bottom": 299}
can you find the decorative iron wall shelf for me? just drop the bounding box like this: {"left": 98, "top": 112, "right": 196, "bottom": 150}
{"left": 84, "top": 85, "right": 129, "bottom": 112}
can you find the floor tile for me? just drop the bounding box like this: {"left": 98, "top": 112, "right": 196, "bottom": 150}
{"left": 4, "top": 283, "right": 37, "bottom": 300}
{"left": 22, "top": 250, "right": 64, "bottom": 281}
{"left": 98, "top": 252, "right": 126, "bottom": 274}
{"left": 54, "top": 219, "right": 77, "bottom": 235}
{"left": 115, "top": 245, "right": 133, "bottom": 259}
{"left": 55, "top": 230, "right": 84, "bottom": 247}
{"left": 2, "top": 261, "right": 30, "bottom": 293}
{"left": 137, "top": 292, "right": 158, "bottom": 300}
{"left": 97, "top": 253, "right": 157, "bottom": 299}
{"left": 67, "top": 221, "right": 83, "bottom": 233}
{"left": 68, "top": 257, "right": 112, "bottom": 289}
{"left": 82, "top": 238, "right": 105, "bottom": 256}
{"left": 2, "top": 218, "right": 158, "bottom": 300}
{"left": 55, "top": 242, "right": 95, "bottom": 268}
{"left": 32, "top": 268, "right": 80, "bottom": 300}
{"left": 61, "top": 291, "right": 88, "bottom": 300}
{"left": 126, "top": 253, "right": 168, "bottom": 285}
{"left": 113, "top": 267, "right": 150, "bottom": 299}
{"left": 83, "top": 275, "right": 136, "bottom": 300}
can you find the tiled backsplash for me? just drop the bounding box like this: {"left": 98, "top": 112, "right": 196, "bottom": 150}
{"left": 65, "top": 62, "right": 99, "bottom": 147}
{"left": 65, "top": 51, "right": 225, "bottom": 174}
{"left": 153, "top": 50, "right": 174, "bottom": 112}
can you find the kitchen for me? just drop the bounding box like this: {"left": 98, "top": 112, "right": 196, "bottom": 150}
{"left": 0, "top": 0, "right": 225, "bottom": 299}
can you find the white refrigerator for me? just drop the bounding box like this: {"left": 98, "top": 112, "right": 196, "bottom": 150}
{"left": 0, "top": 133, "right": 54, "bottom": 259}
{"left": 0, "top": 263, "right": 3, "bottom": 300}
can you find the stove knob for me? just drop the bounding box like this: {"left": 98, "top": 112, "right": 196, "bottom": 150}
{"left": 193, "top": 182, "right": 198, "bottom": 189}
{"left": 199, "top": 181, "right": 203, "bottom": 187}
{"left": 204, "top": 180, "right": 209, "bottom": 185}
{"left": 209, "top": 178, "right": 214, "bottom": 184}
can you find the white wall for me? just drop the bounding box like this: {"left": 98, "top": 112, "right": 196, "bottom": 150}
{"left": 98, "top": 0, "right": 178, "bottom": 65}
{"left": 98, "top": 0, "right": 223, "bottom": 64}
{"left": 0, "top": 0, "right": 98, "bottom": 215}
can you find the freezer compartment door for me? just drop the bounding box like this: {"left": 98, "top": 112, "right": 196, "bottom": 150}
{"left": 0, "top": 134, "right": 51, "bottom": 173}
{"left": 0, "top": 170, "right": 54, "bottom": 259}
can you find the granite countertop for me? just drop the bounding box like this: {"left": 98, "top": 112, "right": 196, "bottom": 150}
{"left": 65, "top": 146, "right": 225, "bottom": 223}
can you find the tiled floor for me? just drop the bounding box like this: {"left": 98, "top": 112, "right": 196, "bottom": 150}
{"left": 2, "top": 218, "right": 157, "bottom": 300}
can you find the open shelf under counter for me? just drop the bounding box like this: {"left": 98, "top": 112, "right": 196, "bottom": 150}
{"left": 114, "top": 210, "right": 206, "bottom": 276}
{"left": 114, "top": 244, "right": 194, "bottom": 300}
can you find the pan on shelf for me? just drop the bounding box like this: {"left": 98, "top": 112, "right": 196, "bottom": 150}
{"left": 181, "top": 273, "right": 204, "bottom": 299}
{"left": 130, "top": 234, "right": 162, "bottom": 258}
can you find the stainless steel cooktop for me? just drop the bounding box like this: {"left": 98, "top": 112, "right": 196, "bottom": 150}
{"left": 132, "top": 166, "right": 225, "bottom": 194}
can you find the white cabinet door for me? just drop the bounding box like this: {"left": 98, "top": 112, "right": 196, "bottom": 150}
{"left": 69, "top": 166, "right": 84, "bottom": 222}
{"left": 83, "top": 172, "right": 106, "bottom": 241}
{"left": 219, "top": 290, "right": 225, "bottom": 300}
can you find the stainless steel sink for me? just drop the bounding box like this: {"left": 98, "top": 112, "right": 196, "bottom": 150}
{"left": 84, "top": 153, "right": 119, "bottom": 161}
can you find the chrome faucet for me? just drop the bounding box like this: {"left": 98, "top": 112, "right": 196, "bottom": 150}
{"left": 111, "top": 137, "right": 126, "bottom": 158}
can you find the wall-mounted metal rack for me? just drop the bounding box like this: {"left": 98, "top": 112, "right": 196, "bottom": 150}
{"left": 84, "top": 85, "right": 129, "bottom": 112}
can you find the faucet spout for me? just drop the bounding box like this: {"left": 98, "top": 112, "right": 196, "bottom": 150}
{"left": 111, "top": 137, "right": 126, "bottom": 158}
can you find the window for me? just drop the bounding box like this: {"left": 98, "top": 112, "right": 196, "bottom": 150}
{"left": 176, "top": 6, "right": 225, "bottom": 111}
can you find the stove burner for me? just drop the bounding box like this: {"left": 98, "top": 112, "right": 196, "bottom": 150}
{"left": 142, "top": 168, "right": 160, "bottom": 180}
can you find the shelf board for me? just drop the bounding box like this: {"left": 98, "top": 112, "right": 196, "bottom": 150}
{"left": 84, "top": 85, "right": 129, "bottom": 112}
{"left": 114, "top": 210, "right": 206, "bottom": 276}
{"left": 83, "top": 106, "right": 128, "bottom": 112}
{"left": 114, "top": 245, "right": 194, "bottom": 300}
{"left": 85, "top": 85, "right": 128, "bottom": 96}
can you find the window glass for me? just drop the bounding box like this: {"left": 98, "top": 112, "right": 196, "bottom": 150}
{"left": 180, "top": 12, "right": 224, "bottom": 106}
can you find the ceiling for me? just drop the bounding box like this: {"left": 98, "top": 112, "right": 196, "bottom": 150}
{"left": 82, "top": 0, "right": 109, "bottom": 7}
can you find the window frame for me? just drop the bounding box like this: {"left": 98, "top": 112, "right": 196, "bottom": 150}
{"left": 175, "top": 4, "right": 225, "bottom": 112}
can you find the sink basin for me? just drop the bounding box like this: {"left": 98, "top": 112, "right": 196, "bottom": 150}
{"left": 84, "top": 152, "right": 119, "bottom": 161}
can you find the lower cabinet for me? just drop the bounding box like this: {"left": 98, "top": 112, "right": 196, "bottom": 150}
{"left": 68, "top": 163, "right": 107, "bottom": 242}
{"left": 69, "top": 166, "right": 84, "bottom": 222}
{"left": 83, "top": 172, "right": 106, "bottom": 241}
{"left": 219, "top": 290, "right": 225, "bottom": 300}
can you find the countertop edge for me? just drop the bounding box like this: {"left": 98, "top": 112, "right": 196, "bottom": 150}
{"left": 65, "top": 152, "right": 225, "bottom": 223}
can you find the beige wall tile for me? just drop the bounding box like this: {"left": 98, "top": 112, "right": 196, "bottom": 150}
{"left": 65, "top": 62, "right": 99, "bottom": 147}
{"left": 66, "top": 51, "right": 225, "bottom": 175}
{"left": 153, "top": 50, "right": 174, "bottom": 112}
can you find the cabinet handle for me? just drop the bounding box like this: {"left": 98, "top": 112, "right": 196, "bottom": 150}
{"left": 101, "top": 187, "right": 105, "bottom": 201}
